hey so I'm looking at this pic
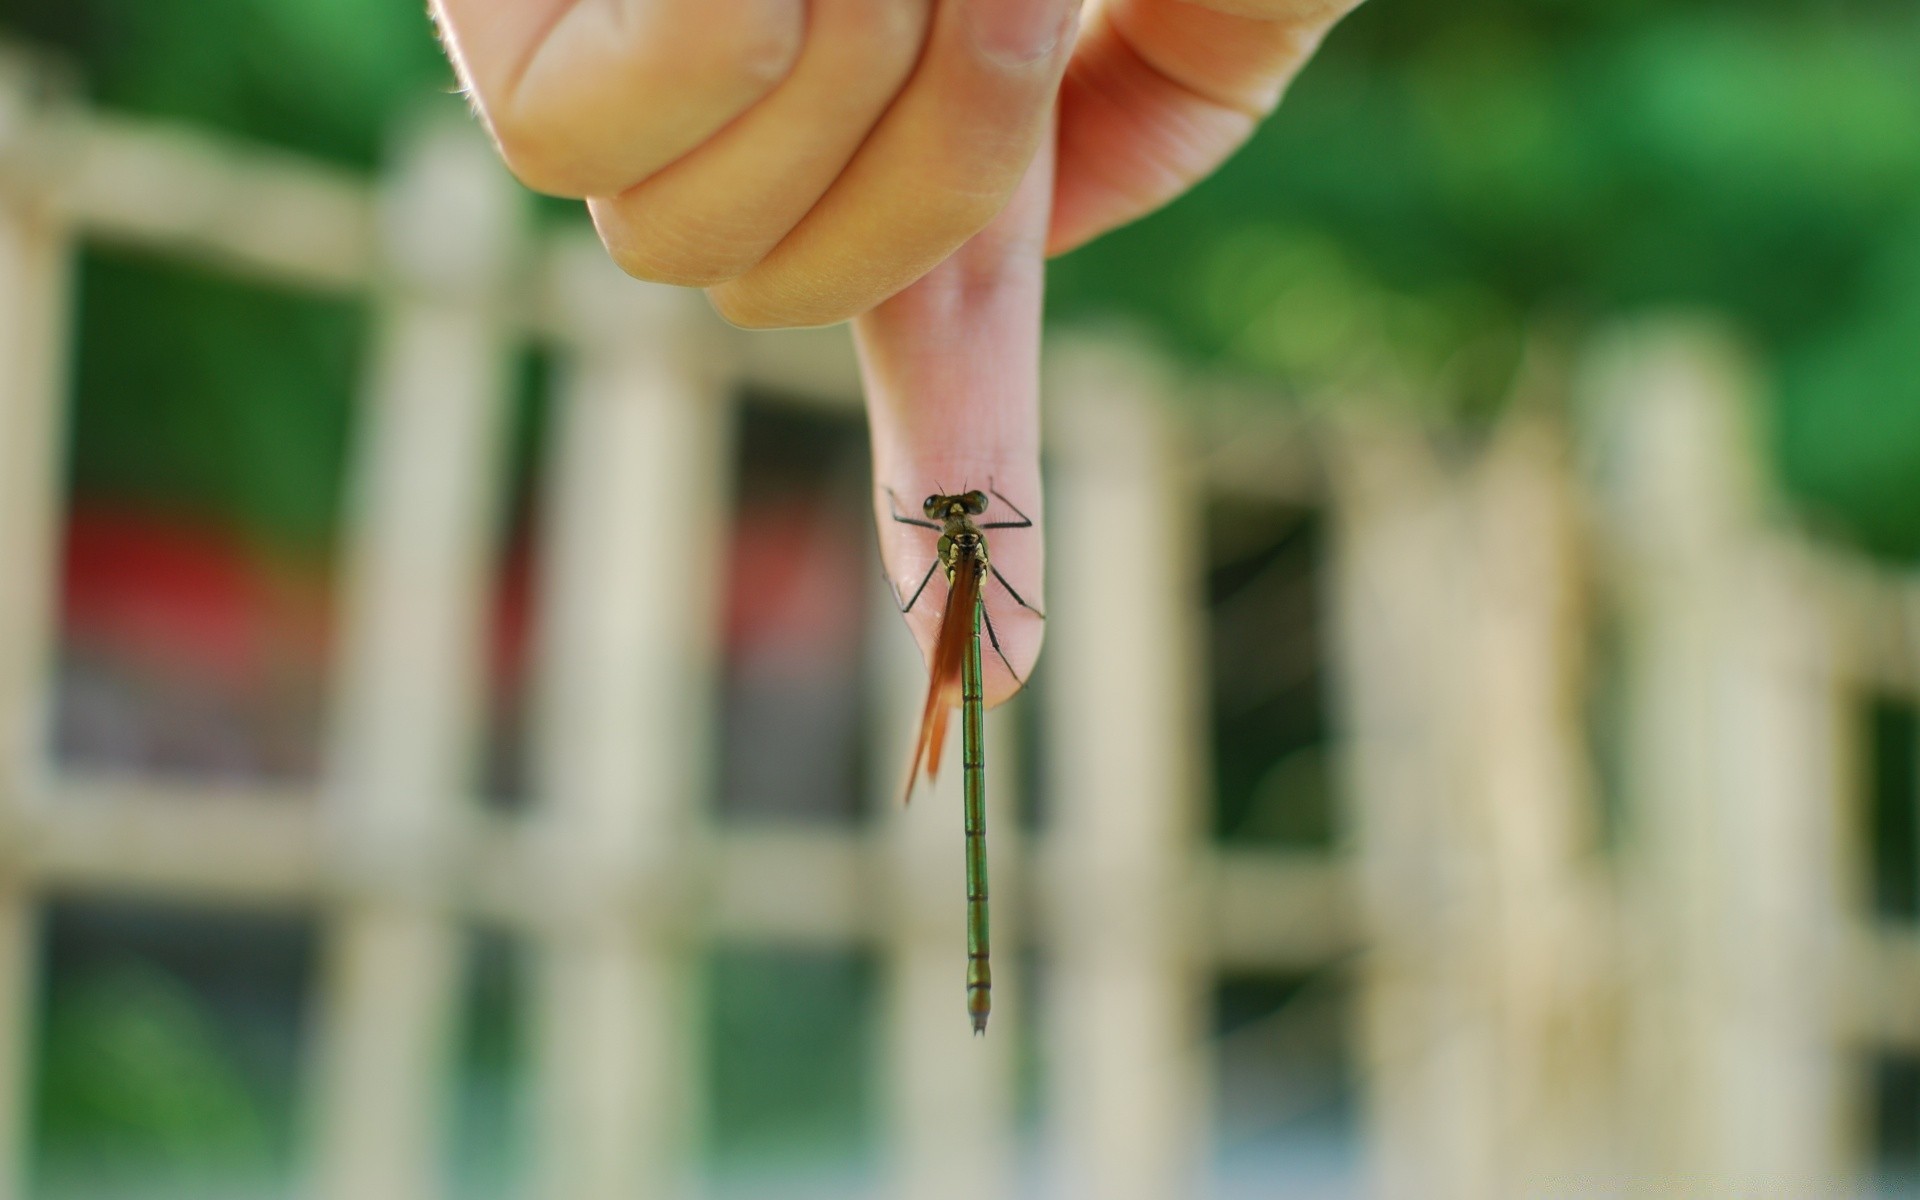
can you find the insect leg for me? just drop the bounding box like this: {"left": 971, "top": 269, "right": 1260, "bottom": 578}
{"left": 895, "top": 558, "right": 940, "bottom": 615}
{"left": 980, "top": 485, "right": 1034, "bottom": 530}
{"left": 885, "top": 487, "right": 940, "bottom": 530}
{"left": 980, "top": 602, "right": 1024, "bottom": 686}
{"left": 989, "top": 565, "right": 1046, "bottom": 619}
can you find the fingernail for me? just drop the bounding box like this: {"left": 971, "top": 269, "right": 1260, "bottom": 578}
{"left": 967, "top": 0, "right": 1080, "bottom": 67}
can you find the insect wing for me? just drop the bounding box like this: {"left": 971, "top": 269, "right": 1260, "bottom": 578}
{"left": 904, "top": 556, "right": 982, "bottom": 804}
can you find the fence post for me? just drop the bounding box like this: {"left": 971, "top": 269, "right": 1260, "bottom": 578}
{"left": 311, "top": 112, "right": 522, "bottom": 1200}
{"left": 524, "top": 235, "right": 732, "bottom": 1200}
{"left": 0, "top": 49, "right": 74, "bottom": 1200}
{"left": 1043, "top": 338, "right": 1207, "bottom": 1200}
{"left": 1327, "top": 404, "right": 1611, "bottom": 1198}
{"left": 1581, "top": 319, "right": 1849, "bottom": 1194}
{"left": 876, "top": 599, "right": 1021, "bottom": 1200}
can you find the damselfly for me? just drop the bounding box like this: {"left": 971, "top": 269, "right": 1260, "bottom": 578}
{"left": 889, "top": 485, "right": 1043, "bottom": 1035}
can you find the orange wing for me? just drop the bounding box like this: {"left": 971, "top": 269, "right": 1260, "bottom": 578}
{"left": 904, "top": 555, "right": 981, "bottom": 805}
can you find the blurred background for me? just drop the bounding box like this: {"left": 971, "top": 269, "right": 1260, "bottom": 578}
{"left": 0, "top": 1, "right": 1916, "bottom": 1198}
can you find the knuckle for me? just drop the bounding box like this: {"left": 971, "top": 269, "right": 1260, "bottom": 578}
{"left": 706, "top": 275, "right": 840, "bottom": 330}
{"left": 705, "top": 281, "right": 785, "bottom": 330}
{"left": 483, "top": 0, "right": 809, "bottom": 199}
{"left": 839, "top": 0, "right": 932, "bottom": 71}
{"left": 486, "top": 103, "right": 602, "bottom": 198}
{"left": 605, "top": 241, "right": 729, "bottom": 289}
{"left": 603, "top": 235, "right": 736, "bottom": 290}
{"left": 715, "top": 0, "right": 806, "bottom": 90}
{"left": 593, "top": 202, "right": 765, "bottom": 288}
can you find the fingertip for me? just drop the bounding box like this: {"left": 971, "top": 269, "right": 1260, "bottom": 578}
{"left": 983, "top": 634, "right": 1045, "bottom": 708}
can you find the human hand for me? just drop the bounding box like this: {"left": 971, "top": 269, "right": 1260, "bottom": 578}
{"left": 432, "top": 0, "right": 1360, "bottom": 328}
{"left": 432, "top": 0, "right": 1080, "bottom": 328}
{"left": 433, "top": 0, "right": 1363, "bottom": 703}
{"left": 857, "top": 0, "right": 1363, "bottom": 704}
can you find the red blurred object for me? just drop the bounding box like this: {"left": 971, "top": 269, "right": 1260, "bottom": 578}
{"left": 60, "top": 506, "right": 332, "bottom": 691}
{"left": 55, "top": 506, "right": 337, "bottom": 779}
{"left": 724, "top": 496, "right": 866, "bottom": 672}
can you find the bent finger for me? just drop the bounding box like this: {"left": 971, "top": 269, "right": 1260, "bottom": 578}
{"left": 709, "top": 0, "right": 1082, "bottom": 329}
{"left": 589, "top": 0, "right": 933, "bottom": 287}
{"left": 435, "top": 0, "right": 805, "bottom": 198}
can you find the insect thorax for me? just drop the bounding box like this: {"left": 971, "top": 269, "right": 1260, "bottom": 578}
{"left": 937, "top": 522, "right": 989, "bottom": 581}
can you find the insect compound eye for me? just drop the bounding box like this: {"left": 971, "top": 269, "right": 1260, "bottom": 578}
{"left": 922, "top": 494, "right": 942, "bottom": 519}
{"left": 963, "top": 490, "right": 988, "bottom": 514}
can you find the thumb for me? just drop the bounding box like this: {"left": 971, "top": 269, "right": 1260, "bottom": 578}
{"left": 852, "top": 122, "right": 1053, "bottom": 708}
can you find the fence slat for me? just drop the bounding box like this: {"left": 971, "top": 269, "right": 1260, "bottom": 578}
{"left": 69, "top": 115, "right": 377, "bottom": 293}
{"left": 526, "top": 239, "right": 731, "bottom": 1200}
{"left": 0, "top": 51, "right": 73, "bottom": 1200}
{"left": 1044, "top": 340, "right": 1206, "bottom": 1200}
{"left": 311, "top": 113, "right": 522, "bottom": 1200}
{"left": 1204, "top": 851, "right": 1355, "bottom": 970}
{"left": 1584, "top": 320, "right": 1849, "bottom": 1195}
{"left": 1329, "top": 408, "right": 1611, "bottom": 1198}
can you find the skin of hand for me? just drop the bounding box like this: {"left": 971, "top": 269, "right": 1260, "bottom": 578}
{"left": 433, "top": 0, "right": 1364, "bottom": 705}
{"left": 431, "top": 0, "right": 1364, "bottom": 325}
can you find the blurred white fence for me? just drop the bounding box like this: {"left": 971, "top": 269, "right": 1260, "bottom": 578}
{"left": 3, "top": 41, "right": 1920, "bottom": 1200}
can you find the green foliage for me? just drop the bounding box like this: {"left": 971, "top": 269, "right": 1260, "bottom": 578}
{"left": 1866, "top": 697, "right": 1920, "bottom": 921}
{"left": 1777, "top": 223, "right": 1920, "bottom": 554}
{"left": 707, "top": 950, "right": 876, "bottom": 1169}
{"left": 65, "top": 249, "right": 363, "bottom": 557}
{"left": 1049, "top": 2, "right": 1920, "bottom": 553}
{"left": 446, "top": 934, "right": 528, "bottom": 1200}
{"left": 1208, "top": 501, "right": 1334, "bottom": 847}
{"left": 36, "top": 962, "right": 282, "bottom": 1189}
{"left": 0, "top": 0, "right": 452, "bottom": 166}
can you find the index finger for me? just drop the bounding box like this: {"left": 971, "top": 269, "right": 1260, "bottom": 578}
{"left": 853, "top": 122, "right": 1055, "bottom": 707}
